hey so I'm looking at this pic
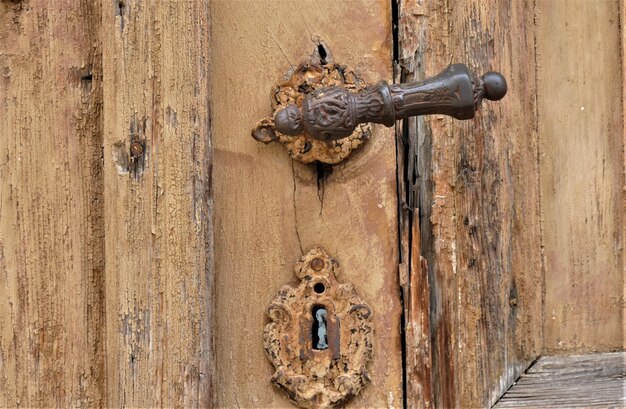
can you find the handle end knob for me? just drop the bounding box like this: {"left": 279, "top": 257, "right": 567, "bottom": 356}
{"left": 482, "top": 71, "right": 507, "bottom": 101}
{"left": 274, "top": 105, "right": 304, "bottom": 136}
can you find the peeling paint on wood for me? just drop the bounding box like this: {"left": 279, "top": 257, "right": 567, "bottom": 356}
{"left": 102, "top": 1, "right": 214, "bottom": 407}
{"left": 0, "top": 1, "right": 105, "bottom": 407}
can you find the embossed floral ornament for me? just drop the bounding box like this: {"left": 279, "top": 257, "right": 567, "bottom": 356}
{"left": 263, "top": 248, "right": 374, "bottom": 409}
{"left": 252, "top": 63, "right": 372, "bottom": 164}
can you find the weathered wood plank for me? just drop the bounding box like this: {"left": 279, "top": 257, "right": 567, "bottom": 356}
{"left": 397, "top": 0, "right": 543, "bottom": 407}
{"left": 0, "top": 1, "right": 105, "bottom": 407}
{"left": 394, "top": 64, "right": 433, "bottom": 407}
{"left": 406, "top": 210, "right": 434, "bottom": 408}
{"left": 494, "top": 352, "right": 626, "bottom": 408}
{"left": 102, "top": 2, "right": 214, "bottom": 407}
{"left": 395, "top": 20, "right": 435, "bottom": 408}
{"left": 536, "top": 0, "right": 624, "bottom": 354}
{"left": 623, "top": 0, "right": 626, "bottom": 342}
{"left": 210, "top": 1, "right": 403, "bottom": 407}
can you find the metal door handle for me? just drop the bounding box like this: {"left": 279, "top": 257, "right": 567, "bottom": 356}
{"left": 273, "top": 63, "right": 506, "bottom": 141}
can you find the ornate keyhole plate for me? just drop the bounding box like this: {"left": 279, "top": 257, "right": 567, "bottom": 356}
{"left": 263, "top": 248, "right": 374, "bottom": 408}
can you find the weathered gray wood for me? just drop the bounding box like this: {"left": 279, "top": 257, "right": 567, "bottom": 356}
{"left": 494, "top": 352, "right": 626, "bottom": 408}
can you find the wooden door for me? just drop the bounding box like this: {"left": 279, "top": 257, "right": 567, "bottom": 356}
{"left": 210, "top": 1, "right": 403, "bottom": 407}
{"left": 1, "top": 1, "right": 622, "bottom": 408}
{"left": 396, "top": 1, "right": 543, "bottom": 407}
{"left": 210, "top": 0, "right": 542, "bottom": 408}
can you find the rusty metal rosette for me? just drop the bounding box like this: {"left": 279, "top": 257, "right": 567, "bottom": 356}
{"left": 252, "top": 63, "right": 372, "bottom": 164}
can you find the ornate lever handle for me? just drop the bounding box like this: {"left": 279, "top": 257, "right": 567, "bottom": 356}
{"left": 273, "top": 64, "right": 506, "bottom": 141}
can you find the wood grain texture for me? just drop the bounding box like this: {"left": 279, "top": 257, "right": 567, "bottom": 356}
{"left": 404, "top": 210, "right": 434, "bottom": 409}
{"left": 536, "top": 0, "right": 624, "bottom": 354}
{"left": 210, "top": 0, "right": 403, "bottom": 407}
{"left": 394, "top": 24, "right": 435, "bottom": 407}
{"left": 494, "top": 352, "right": 626, "bottom": 408}
{"left": 397, "top": 0, "right": 543, "bottom": 407}
{"left": 102, "top": 1, "right": 214, "bottom": 407}
{"left": 0, "top": 1, "right": 105, "bottom": 407}
{"left": 623, "top": 0, "right": 626, "bottom": 352}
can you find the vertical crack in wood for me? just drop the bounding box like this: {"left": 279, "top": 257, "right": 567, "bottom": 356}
{"left": 392, "top": 2, "right": 409, "bottom": 406}
{"left": 291, "top": 160, "right": 304, "bottom": 255}
{"left": 531, "top": 0, "right": 547, "bottom": 355}
{"left": 394, "top": 1, "right": 435, "bottom": 407}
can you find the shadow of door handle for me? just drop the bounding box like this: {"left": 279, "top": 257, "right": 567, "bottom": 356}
{"left": 273, "top": 64, "right": 506, "bottom": 141}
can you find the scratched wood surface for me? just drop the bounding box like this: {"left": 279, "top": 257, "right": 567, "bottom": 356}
{"left": 102, "top": 1, "right": 214, "bottom": 407}
{"left": 0, "top": 2, "right": 105, "bottom": 407}
{"left": 397, "top": 0, "right": 543, "bottom": 407}
{"left": 536, "top": 0, "right": 624, "bottom": 354}
{"left": 494, "top": 352, "right": 626, "bottom": 408}
{"left": 210, "top": 0, "right": 403, "bottom": 407}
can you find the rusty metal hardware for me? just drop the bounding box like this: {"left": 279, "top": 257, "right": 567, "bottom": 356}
{"left": 274, "top": 64, "right": 506, "bottom": 140}
{"left": 252, "top": 63, "right": 506, "bottom": 163}
{"left": 264, "top": 248, "right": 373, "bottom": 409}
{"left": 252, "top": 63, "right": 373, "bottom": 164}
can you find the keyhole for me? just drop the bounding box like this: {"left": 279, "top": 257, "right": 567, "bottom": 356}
{"left": 313, "top": 282, "right": 325, "bottom": 294}
{"left": 312, "top": 305, "right": 328, "bottom": 350}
